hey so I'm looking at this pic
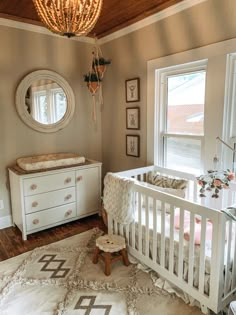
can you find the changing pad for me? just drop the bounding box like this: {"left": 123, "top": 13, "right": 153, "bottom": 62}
{"left": 16, "top": 153, "right": 86, "bottom": 171}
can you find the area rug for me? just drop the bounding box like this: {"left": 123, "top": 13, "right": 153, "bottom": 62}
{"left": 0, "top": 228, "right": 203, "bottom": 315}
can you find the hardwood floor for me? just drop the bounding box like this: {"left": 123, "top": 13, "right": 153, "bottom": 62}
{"left": 0, "top": 214, "right": 107, "bottom": 262}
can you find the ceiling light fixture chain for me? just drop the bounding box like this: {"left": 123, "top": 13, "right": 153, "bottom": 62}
{"left": 33, "top": 0, "right": 103, "bottom": 38}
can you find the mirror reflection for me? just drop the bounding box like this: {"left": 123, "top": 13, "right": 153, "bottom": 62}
{"left": 25, "top": 79, "right": 67, "bottom": 125}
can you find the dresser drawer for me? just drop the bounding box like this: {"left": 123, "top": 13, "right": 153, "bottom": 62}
{"left": 23, "top": 171, "right": 75, "bottom": 196}
{"left": 24, "top": 187, "right": 76, "bottom": 214}
{"left": 26, "top": 203, "right": 76, "bottom": 231}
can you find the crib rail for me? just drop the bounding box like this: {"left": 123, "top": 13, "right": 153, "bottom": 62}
{"left": 116, "top": 165, "right": 198, "bottom": 202}
{"left": 107, "top": 166, "right": 236, "bottom": 314}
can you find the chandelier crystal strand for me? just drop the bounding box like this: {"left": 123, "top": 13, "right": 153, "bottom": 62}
{"left": 33, "top": 0, "right": 103, "bottom": 37}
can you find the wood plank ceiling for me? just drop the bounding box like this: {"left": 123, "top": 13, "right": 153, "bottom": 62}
{"left": 0, "top": 0, "right": 184, "bottom": 38}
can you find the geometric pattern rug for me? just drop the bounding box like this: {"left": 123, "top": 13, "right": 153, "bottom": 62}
{"left": 0, "top": 228, "right": 203, "bottom": 315}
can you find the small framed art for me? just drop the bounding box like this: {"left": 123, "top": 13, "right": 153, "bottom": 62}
{"left": 126, "top": 135, "right": 140, "bottom": 157}
{"left": 125, "top": 78, "right": 140, "bottom": 102}
{"left": 126, "top": 107, "right": 140, "bottom": 130}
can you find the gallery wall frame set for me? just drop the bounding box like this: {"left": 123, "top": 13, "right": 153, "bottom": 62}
{"left": 126, "top": 135, "right": 140, "bottom": 157}
{"left": 125, "top": 78, "right": 140, "bottom": 102}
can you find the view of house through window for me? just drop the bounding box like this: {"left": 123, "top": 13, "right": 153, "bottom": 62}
{"left": 159, "top": 66, "right": 206, "bottom": 173}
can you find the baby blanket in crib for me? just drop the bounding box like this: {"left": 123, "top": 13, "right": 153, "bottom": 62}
{"left": 103, "top": 172, "right": 136, "bottom": 224}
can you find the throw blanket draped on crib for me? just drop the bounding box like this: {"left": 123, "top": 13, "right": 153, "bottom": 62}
{"left": 103, "top": 173, "right": 136, "bottom": 224}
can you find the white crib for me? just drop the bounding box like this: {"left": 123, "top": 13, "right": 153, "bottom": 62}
{"left": 106, "top": 166, "right": 236, "bottom": 314}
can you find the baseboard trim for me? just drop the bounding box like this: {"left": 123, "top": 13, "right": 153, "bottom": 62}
{"left": 0, "top": 215, "right": 12, "bottom": 229}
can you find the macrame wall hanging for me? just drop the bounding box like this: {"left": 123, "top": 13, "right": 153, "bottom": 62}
{"left": 84, "top": 42, "right": 111, "bottom": 121}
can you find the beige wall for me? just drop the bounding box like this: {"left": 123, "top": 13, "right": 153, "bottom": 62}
{"left": 0, "top": 26, "right": 102, "bottom": 219}
{"left": 2, "top": 0, "right": 236, "bottom": 224}
{"left": 101, "top": 0, "right": 236, "bottom": 175}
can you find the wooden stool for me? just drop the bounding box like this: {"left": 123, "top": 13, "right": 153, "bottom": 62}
{"left": 93, "top": 234, "right": 129, "bottom": 276}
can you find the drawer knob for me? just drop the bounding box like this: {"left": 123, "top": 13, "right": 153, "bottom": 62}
{"left": 33, "top": 219, "right": 39, "bottom": 225}
{"left": 32, "top": 201, "right": 38, "bottom": 207}
{"left": 76, "top": 176, "right": 83, "bottom": 182}
{"left": 65, "top": 210, "right": 72, "bottom": 217}
{"left": 65, "top": 177, "right": 72, "bottom": 184}
{"left": 30, "top": 184, "right": 37, "bottom": 190}
{"left": 65, "top": 194, "right": 72, "bottom": 200}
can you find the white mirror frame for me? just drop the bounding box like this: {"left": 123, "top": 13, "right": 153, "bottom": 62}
{"left": 16, "top": 70, "right": 75, "bottom": 133}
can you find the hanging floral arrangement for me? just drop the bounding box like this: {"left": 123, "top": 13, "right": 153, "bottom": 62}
{"left": 197, "top": 169, "right": 235, "bottom": 198}
{"left": 83, "top": 41, "right": 111, "bottom": 121}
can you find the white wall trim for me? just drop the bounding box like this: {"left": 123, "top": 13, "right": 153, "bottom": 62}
{"left": 99, "top": 0, "right": 208, "bottom": 44}
{"left": 0, "top": 215, "right": 12, "bottom": 229}
{"left": 0, "top": 18, "right": 95, "bottom": 44}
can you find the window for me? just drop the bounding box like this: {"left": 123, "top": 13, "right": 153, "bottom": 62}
{"left": 32, "top": 84, "right": 67, "bottom": 124}
{"left": 156, "top": 61, "right": 207, "bottom": 174}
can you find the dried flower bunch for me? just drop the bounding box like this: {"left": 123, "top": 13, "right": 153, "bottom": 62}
{"left": 197, "top": 169, "right": 235, "bottom": 198}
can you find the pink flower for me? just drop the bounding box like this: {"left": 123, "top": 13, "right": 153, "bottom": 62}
{"left": 228, "top": 173, "right": 235, "bottom": 181}
{"left": 198, "top": 180, "right": 204, "bottom": 186}
{"left": 223, "top": 185, "right": 230, "bottom": 189}
{"left": 214, "top": 179, "right": 222, "bottom": 187}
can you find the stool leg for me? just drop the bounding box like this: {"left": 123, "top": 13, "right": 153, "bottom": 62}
{"left": 121, "top": 249, "right": 129, "bottom": 266}
{"left": 104, "top": 252, "right": 111, "bottom": 276}
{"left": 93, "top": 246, "right": 100, "bottom": 264}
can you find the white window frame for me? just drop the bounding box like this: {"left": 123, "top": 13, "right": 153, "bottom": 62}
{"left": 155, "top": 60, "right": 207, "bottom": 173}
{"left": 32, "top": 84, "right": 66, "bottom": 124}
{"left": 222, "top": 53, "right": 236, "bottom": 170}
{"left": 147, "top": 38, "right": 236, "bottom": 174}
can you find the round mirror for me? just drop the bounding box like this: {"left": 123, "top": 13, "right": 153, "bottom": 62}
{"left": 16, "top": 70, "right": 75, "bottom": 133}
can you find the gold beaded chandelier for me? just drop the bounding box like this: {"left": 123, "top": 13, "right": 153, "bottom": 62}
{"left": 33, "top": 0, "right": 103, "bottom": 38}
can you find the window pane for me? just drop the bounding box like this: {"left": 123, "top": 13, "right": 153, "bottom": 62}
{"left": 54, "top": 91, "right": 67, "bottom": 121}
{"left": 167, "top": 71, "right": 206, "bottom": 135}
{"left": 164, "top": 137, "right": 201, "bottom": 174}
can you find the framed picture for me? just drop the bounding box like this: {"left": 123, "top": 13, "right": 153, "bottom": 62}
{"left": 125, "top": 78, "right": 140, "bottom": 102}
{"left": 126, "top": 135, "right": 140, "bottom": 157}
{"left": 126, "top": 107, "right": 140, "bottom": 130}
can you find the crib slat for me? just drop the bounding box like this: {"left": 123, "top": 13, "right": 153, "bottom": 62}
{"left": 131, "top": 191, "right": 137, "bottom": 249}
{"left": 152, "top": 199, "right": 157, "bottom": 263}
{"left": 210, "top": 215, "right": 226, "bottom": 303}
{"left": 199, "top": 216, "right": 206, "bottom": 295}
{"left": 119, "top": 223, "right": 124, "bottom": 236}
{"left": 188, "top": 212, "right": 195, "bottom": 287}
{"left": 178, "top": 208, "right": 184, "bottom": 280}
{"left": 224, "top": 220, "right": 232, "bottom": 296}
{"left": 107, "top": 215, "right": 113, "bottom": 235}
{"left": 169, "top": 205, "right": 174, "bottom": 273}
{"left": 114, "top": 221, "right": 118, "bottom": 235}
{"left": 125, "top": 224, "right": 130, "bottom": 244}
{"left": 145, "top": 196, "right": 150, "bottom": 257}
{"left": 161, "top": 201, "right": 166, "bottom": 268}
{"left": 131, "top": 220, "right": 135, "bottom": 249}
{"left": 138, "top": 193, "right": 142, "bottom": 254}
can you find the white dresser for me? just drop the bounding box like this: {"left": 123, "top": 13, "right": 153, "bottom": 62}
{"left": 8, "top": 159, "right": 102, "bottom": 240}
